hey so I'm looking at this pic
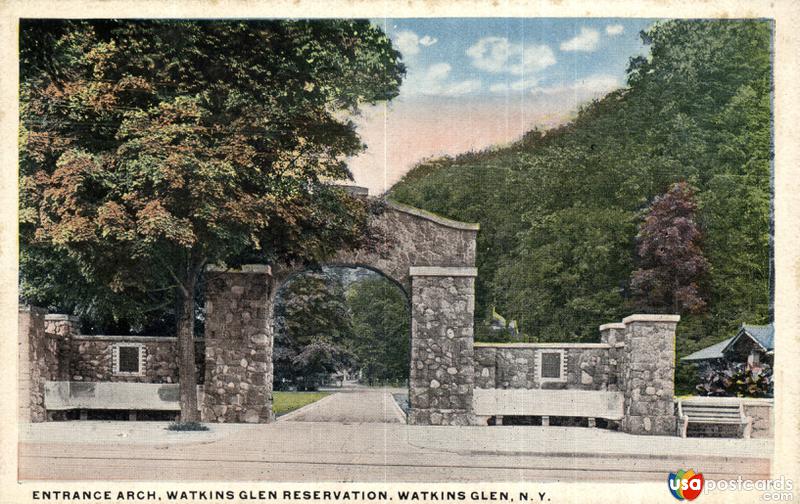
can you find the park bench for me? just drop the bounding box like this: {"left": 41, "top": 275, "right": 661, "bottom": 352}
{"left": 473, "top": 388, "right": 624, "bottom": 427}
{"left": 677, "top": 398, "right": 752, "bottom": 438}
{"left": 43, "top": 381, "right": 199, "bottom": 420}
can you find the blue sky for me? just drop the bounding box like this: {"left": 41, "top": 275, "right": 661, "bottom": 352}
{"left": 377, "top": 18, "right": 656, "bottom": 99}
{"left": 350, "top": 18, "right": 660, "bottom": 194}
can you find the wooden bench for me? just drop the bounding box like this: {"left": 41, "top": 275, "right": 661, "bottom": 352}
{"left": 473, "top": 388, "right": 624, "bottom": 427}
{"left": 677, "top": 398, "right": 752, "bottom": 438}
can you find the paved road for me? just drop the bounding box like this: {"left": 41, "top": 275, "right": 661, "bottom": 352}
{"left": 16, "top": 390, "right": 774, "bottom": 482}
{"left": 18, "top": 424, "right": 772, "bottom": 482}
{"left": 281, "top": 390, "right": 405, "bottom": 424}
{"left": 18, "top": 423, "right": 772, "bottom": 482}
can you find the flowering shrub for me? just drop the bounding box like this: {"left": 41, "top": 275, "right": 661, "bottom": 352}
{"left": 696, "top": 361, "right": 773, "bottom": 398}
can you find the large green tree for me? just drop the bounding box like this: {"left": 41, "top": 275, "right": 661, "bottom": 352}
{"left": 20, "top": 19, "right": 404, "bottom": 420}
{"left": 273, "top": 271, "right": 355, "bottom": 389}
{"left": 347, "top": 276, "right": 410, "bottom": 384}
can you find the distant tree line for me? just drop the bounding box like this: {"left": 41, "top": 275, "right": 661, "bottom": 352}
{"left": 274, "top": 269, "right": 409, "bottom": 390}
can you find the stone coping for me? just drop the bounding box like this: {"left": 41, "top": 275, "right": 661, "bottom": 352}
{"left": 474, "top": 388, "right": 624, "bottom": 419}
{"left": 474, "top": 342, "right": 612, "bottom": 349}
{"left": 386, "top": 200, "right": 480, "bottom": 231}
{"left": 44, "top": 381, "right": 203, "bottom": 411}
{"left": 73, "top": 335, "right": 205, "bottom": 343}
{"left": 675, "top": 396, "right": 774, "bottom": 407}
{"left": 206, "top": 264, "right": 271, "bottom": 274}
{"left": 44, "top": 314, "right": 81, "bottom": 322}
{"left": 621, "top": 314, "right": 681, "bottom": 324}
{"left": 409, "top": 266, "right": 478, "bottom": 277}
{"left": 19, "top": 305, "right": 47, "bottom": 314}
{"left": 599, "top": 322, "right": 626, "bottom": 331}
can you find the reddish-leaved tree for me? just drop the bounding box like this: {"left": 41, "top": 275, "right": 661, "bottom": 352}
{"left": 630, "top": 182, "right": 710, "bottom": 314}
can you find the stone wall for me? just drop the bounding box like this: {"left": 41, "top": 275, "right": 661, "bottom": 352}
{"left": 68, "top": 335, "right": 203, "bottom": 384}
{"left": 330, "top": 201, "right": 479, "bottom": 292}
{"left": 44, "top": 314, "right": 79, "bottom": 381}
{"left": 743, "top": 399, "right": 773, "bottom": 438}
{"left": 19, "top": 306, "right": 61, "bottom": 422}
{"left": 408, "top": 267, "right": 476, "bottom": 426}
{"left": 473, "top": 344, "right": 617, "bottom": 391}
{"left": 471, "top": 314, "right": 678, "bottom": 435}
{"left": 202, "top": 265, "right": 273, "bottom": 423}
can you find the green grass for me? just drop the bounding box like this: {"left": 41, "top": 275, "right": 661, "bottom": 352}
{"left": 273, "top": 391, "right": 330, "bottom": 416}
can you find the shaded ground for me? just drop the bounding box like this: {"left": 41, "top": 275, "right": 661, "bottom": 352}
{"left": 393, "top": 393, "right": 409, "bottom": 415}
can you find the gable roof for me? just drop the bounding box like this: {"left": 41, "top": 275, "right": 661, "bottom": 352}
{"left": 681, "top": 337, "right": 732, "bottom": 362}
{"left": 680, "top": 322, "right": 774, "bottom": 363}
{"left": 724, "top": 323, "right": 774, "bottom": 353}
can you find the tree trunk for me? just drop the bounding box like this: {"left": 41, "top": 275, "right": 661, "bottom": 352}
{"left": 176, "top": 275, "right": 199, "bottom": 422}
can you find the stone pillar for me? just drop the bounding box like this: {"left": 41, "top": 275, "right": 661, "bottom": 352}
{"left": 600, "top": 322, "right": 627, "bottom": 393}
{"left": 618, "top": 314, "right": 680, "bottom": 436}
{"left": 599, "top": 322, "right": 626, "bottom": 346}
{"left": 202, "top": 265, "right": 273, "bottom": 423}
{"left": 44, "top": 314, "right": 80, "bottom": 381}
{"left": 408, "top": 266, "right": 477, "bottom": 426}
{"left": 18, "top": 306, "right": 48, "bottom": 423}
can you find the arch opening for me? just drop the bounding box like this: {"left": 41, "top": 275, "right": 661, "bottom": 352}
{"left": 272, "top": 265, "right": 411, "bottom": 394}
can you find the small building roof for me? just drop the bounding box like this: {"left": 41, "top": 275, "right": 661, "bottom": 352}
{"left": 681, "top": 337, "right": 732, "bottom": 362}
{"left": 733, "top": 323, "right": 774, "bottom": 351}
{"left": 680, "top": 322, "right": 774, "bottom": 362}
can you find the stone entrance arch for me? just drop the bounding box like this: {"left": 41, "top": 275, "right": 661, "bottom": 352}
{"left": 201, "top": 199, "right": 479, "bottom": 425}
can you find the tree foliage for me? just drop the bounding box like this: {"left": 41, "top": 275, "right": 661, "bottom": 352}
{"left": 274, "top": 270, "right": 410, "bottom": 388}
{"left": 19, "top": 19, "right": 404, "bottom": 418}
{"left": 274, "top": 271, "right": 356, "bottom": 390}
{"left": 631, "top": 182, "right": 710, "bottom": 314}
{"left": 347, "top": 276, "right": 410, "bottom": 384}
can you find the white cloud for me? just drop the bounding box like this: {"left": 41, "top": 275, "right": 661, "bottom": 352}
{"left": 466, "top": 37, "right": 556, "bottom": 75}
{"left": 605, "top": 24, "right": 624, "bottom": 36}
{"left": 489, "top": 78, "right": 540, "bottom": 94}
{"left": 560, "top": 27, "right": 601, "bottom": 52}
{"left": 532, "top": 74, "right": 621, "bottom": 96}
{"left": 394, "top": 30, "right": 438, "bottom": 58}
{"left": 419, "top": 35, "right": 438, "bottom": 47}
{"left": 442, "top": 79, "right": 482, "bottom": 96}
{"left": 403, "top": 62, "right": 481, "bottom": 97}
{"left": 395, "top": 30, "right": 421, "bottom": 57}
{"left": 425, "top": 62, "right": 452, "bottom": 81}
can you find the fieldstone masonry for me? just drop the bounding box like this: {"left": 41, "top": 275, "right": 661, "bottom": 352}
{"left": 474, "top": 344, "right": 616, "bottom": 391}
{"left": 614, "top": 315, "right": 680, "bottom": 436}
{"left": 19, "top": 307, "right": 49, "bottom": 422}
{"left": 66, "top": 335, "right": 204, "bottom": 383}
{"left": 408, "top": 267, "right": 477, "bottom": 426}
{"left": 44, "top": 314, "right": 79, "bottom": 381}
{"left": 198, "top": 199, "right": 480, "bottom": 424}
{"left": 18, "top": 197, "right": 714, "bottom": 436}
{"left": 202, "top": 265, "right": 274, "bottom": 423}
{"left": 330, "top": 201, "right": 479, "bottom": 293}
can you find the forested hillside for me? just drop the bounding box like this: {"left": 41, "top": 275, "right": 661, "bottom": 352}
{"left": 389, "top": 20, "right": 772, "bottom": 389}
